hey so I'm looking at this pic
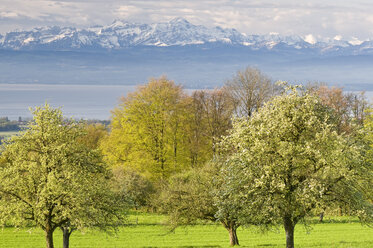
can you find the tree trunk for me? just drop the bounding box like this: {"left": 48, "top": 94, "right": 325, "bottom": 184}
{"left": 45, "top": 226, "right": 54, "bottom": 248}
{"left": 228, "top": 226, "right": 239, "bottom": 246}
{"left": 62, "top": 227, "right": 72, "bottom": 248}
{"left": 319, "top": 212, "right": 324, "bottom": 223}
{"left": 222, "top": 221, "right": 239, "bottom": 246}
{"left": 283, "top": 216, "right": 295, "bottom": 248}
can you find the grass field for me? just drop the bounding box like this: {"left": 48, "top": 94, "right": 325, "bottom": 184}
{"left": 1, "top": 213, "right": 372, "bottom": 248}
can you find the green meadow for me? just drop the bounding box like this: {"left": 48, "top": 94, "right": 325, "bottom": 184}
{"left": 1, "top": 214, "right": 372, "bottom": 248}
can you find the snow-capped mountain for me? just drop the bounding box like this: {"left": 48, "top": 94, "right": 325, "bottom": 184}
{"left": 2, "top": 17, "right": 373, "bottom": 89}
{"left": 0, "top": 17, "right": 369, "bottom": 55}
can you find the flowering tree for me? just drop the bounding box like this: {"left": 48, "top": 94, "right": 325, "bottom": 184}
{"left": 0, "top": 105, "right": 123, "bottom": 248}
{"left": 220, "top": 83, "right": 372, "bottom": 248}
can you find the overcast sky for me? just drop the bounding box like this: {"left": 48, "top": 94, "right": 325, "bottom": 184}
{"left": 1, "top": 0, "right": 373, "bottom": 41}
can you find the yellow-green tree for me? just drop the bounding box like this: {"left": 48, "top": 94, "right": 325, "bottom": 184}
{"left": 78, "top": 123, "right": 108, "bottom": 149}
{"left": 102, "top": 77, "right": 189, "bottom": 179}
{"left": 0, "top": 105, "right": 123, "bottom": 248}
{"left": 362, "top": 109, "right": 373, "bottom": 202}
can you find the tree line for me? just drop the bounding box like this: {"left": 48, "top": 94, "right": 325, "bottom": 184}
{"left": 0, "top": 67, "right": 372, "bottom": 248}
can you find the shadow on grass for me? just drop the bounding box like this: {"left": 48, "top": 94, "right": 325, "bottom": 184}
{"left": 307, "top": 218, "right": 361, "bottom": 224}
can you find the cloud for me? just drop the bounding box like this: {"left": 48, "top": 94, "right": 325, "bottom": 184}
{"left": 0, "top": 11, "right": 19, "bottom": 18}
{"left": 114, "top": 5, "right": 142, "bottom": 19}
{"left": 0, "top": 0, "right": 373, "bottom": 40}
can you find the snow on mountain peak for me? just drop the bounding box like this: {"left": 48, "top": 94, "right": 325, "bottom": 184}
{"left": 304, "top": 34, "right": 317, "bottom": 44}
{"left": 334, "top": 35, "right": 343, "bottom": 41}
{"left": 348, "top": 37, "right": 364, "bottom": 45}
{"left": 109, "top": 19, "right": 128, "bottom": 28}
{"left": 0, "top": 18, "right": 368, "bottom": 55}
{"left": 169, "top": 17, "right": 190, "bottom": 25}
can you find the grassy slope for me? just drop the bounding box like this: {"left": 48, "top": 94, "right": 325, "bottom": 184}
{"left": 1, "top": 214, "right": 372, "bottom": 248}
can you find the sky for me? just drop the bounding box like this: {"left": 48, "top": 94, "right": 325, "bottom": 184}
{"left": 1, "top": 0, "right": 373, "bottom": 41}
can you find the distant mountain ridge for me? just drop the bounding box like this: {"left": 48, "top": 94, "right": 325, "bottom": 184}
{"left": 2, "top": 17, "right": 373, "bottom": 88}
{"left": 2, "top": 17, "right": 373, "bottom": 55}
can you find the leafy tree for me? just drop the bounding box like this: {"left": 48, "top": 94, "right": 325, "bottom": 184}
{"left": 158, "top": 159, "right": 243, "bottom": 246}
{"left": 307, "top": 85, "right": 370, "bottom": 220}
{"left": 78, "top": 123, "right": 108, "bottom": 149}
{"left": 0, "top": 105, "right": 124, "bottom": 248}
{"left": 361, "top": 109, "right": 373, "bottom": 201}
{"left": 111, "top": 167, "right": 154, "bottom": 210}
{"left": 220, "top": 83, "right": 372, "bottom": 248}
{"left": 101, "top": 77, "right": 190, "bottom": 179}
{"left": 102, "top": 78, "right": 236, "bottom": 178}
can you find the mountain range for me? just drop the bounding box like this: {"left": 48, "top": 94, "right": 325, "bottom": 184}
{"left": 1, "top": 18, "right": 373, "bottom": 89}
{"left": 1, "top": 17, "right": 373, "bottom": 56}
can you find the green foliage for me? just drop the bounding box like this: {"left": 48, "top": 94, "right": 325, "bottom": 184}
{"left": 361, "top": 109, "right": 373, "bottom": 205}
{"left": 156, "top": 159, "right": 243, "bottom": 245}
{"left": 78, "top": 123, "right": 108, "bottom": 149}
{"left": 111, "top": 167, "right": 155, "bottom": 210}
{"left": 0, "top": 104, "right": 124, "bottom": 248}
{"left": 157, "top": 161, "right": 220, "bottom": 227}
{"left": 219, "top": 83, "right": 373, "bottom": 247}
{"left": 102, "top": 78, "right": 236, "bottom": 182}
{"left": 101, "top": 77, "right": 189, "bottom": 179}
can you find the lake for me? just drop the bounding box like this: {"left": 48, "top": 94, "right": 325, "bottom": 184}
{"left": 0, "top": 84, "right": 135, "bottom": 120}
{"left": 1, "top": 84, "right": 372, "bottom": 121}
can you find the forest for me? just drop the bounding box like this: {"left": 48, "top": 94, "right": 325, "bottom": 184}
{"left": 0, "top": 67, "right": 372, "bottom": 248}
